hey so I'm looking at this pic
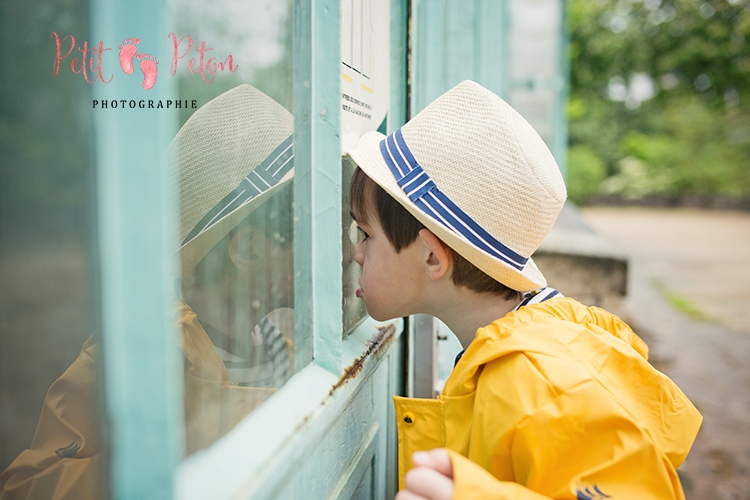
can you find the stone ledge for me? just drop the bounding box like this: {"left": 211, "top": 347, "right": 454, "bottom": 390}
{"left": 533, "top": 203, "right": 628, "bottom": 308}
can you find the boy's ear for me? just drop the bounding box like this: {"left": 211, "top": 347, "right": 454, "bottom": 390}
{"left": 229, "top": 225, "right": 261, "bottom": 271}
{"left": 418, "top": 228, "right": 452, "bottom": 281}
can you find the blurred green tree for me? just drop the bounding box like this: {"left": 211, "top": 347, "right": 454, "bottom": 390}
{"left": 568, "top": 0, "right": 750, "bottom": 203}
{"left": 0, "top": 0, "right": 95, "bottom": 228}
{"left": 567, "top": 144, "right": 608, "bottom": 203}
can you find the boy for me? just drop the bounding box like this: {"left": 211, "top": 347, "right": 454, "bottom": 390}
{"left": 346, "top": 80, "right": 701, "bottom": 499}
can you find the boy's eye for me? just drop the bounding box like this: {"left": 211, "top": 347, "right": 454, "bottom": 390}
{"left": 348, "top": 221, "right": 369, "bottom": 245}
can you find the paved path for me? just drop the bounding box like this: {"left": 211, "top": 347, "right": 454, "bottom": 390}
{"left": 581, "top": 207, "right": 750, "bottom": 500}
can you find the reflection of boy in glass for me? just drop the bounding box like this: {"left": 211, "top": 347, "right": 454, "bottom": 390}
{"left": 0, "top": 85, "right": 296, "bottom": 498}
{"left": 184, "top": 184, "right": 294, "bottom": 389}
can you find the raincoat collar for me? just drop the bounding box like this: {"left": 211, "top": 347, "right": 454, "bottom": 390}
{"left": 444, "top": 297, "right": 649, "bottom": 398}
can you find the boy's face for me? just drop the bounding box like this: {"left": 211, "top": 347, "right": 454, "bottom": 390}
{"left": 183, "top": 225, "right": 294, "bottom": 338}
{"left": 351, "top": 205, "right": 426, "bottom": 321}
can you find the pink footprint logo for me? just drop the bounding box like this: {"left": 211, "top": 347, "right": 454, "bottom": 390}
{"left": 117, "top": 37, "right": 140, "bottom": 74}
{"left": 136, "top": 53, "right": 159, "bottom": 90}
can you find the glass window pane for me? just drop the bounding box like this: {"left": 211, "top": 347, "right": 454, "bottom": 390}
{"left": 168, "top": 0, "right": 303, "bottom": 455}
{"left": 0, "top": 2, "right": 107, "bottom": 498}
{"left": 340, "top": 0, "right": 391, "bottom": 336}
{"left": 342, "top": 157, "right": 369, "bottom": 335}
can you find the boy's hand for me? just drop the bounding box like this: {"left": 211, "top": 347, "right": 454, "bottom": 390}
{"left": 395, "top": 449, "right": 454, "bottom": 500}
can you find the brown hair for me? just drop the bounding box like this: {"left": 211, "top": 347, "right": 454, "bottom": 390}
{"left": 350, "top": 165, "right": 521, "bottom": 300}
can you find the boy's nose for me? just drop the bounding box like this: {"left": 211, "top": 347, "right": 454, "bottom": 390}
{"left": 354, "top": 242, "right": 364, "bottom": 266}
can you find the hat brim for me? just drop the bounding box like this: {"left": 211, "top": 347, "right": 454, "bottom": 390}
{"left": 176, "top": 170, "right": 293, "bottom": 273}
{"left": 347, "top": 131, "right": 546, "bottom": 293}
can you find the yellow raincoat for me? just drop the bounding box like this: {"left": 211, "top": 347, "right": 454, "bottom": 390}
{"left": 0, "top": 299, "right": 277, "bottom": 500}
{"left": 394, "top": 298, "right": 701, "bottom": 499}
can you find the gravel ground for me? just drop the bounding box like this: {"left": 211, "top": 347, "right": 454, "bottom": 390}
{"left": 581, "top": 206, "right": 750, "bottom": 500}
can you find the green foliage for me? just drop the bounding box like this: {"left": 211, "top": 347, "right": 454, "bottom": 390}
{"left": 568, "top": 0, "right": 750, "bottom": 202}
{"left": 665, "top": 291, "right": 710, "bottom": 321}
{"left": 175, "top": 2, "right": 292, "bottom": 128}
{"left": 567, "top": 145, "right": 608, "bottom": 203}
{"left": 570, "top": 0, "right": 750, "bottom": 102}
{"left": 601, "top": 156, "right": 674, "bottom": 198}
{"left": 0, "top": 0, "right": 95, "bottom": 216}
{"left": 655, "top": 281, "right": 710, "bottom": 321}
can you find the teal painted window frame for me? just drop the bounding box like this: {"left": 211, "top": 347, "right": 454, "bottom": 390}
{"left": 408, "top": 0, "right": 568, "bottom": 177}
{"left": 409, "top": 0, "right": 510, "bottom": 116}
{"left": 292, "top": 0, "right": 344, "bottom": 375}
{"left": 92, "top": 0, "right": 408, "bottom": 498}
{"left": 91, "top": 1, "right": 182, "bottom": 499}
{"left": 177, "top": 1, "right": 408, "bottom": 495}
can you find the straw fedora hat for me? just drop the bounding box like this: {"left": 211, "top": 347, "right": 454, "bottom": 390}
{"left": 346, "top": 80, "right": 566, "bottom": 292}
{"left": 170, "top": 84, "right": 294, "bottom": 273}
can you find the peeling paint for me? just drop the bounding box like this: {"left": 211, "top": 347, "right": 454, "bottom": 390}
{"left": 330, "top": 324, "right": 397, "bottom": 395}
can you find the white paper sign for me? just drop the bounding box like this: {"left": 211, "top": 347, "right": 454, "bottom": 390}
{"left": 340, "top": 0, "right": 390, "bottom": 153}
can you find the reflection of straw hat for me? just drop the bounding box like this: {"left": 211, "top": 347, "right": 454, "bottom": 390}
{"left": 346, "top": 80, "right": 566, "bottom": 292}
{"left": 171, "top": 85, "right": 294, "bottom": 273}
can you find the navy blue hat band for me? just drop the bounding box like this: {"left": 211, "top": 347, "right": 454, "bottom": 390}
{"left": 181, "top": 134, "right": 294, "bottom": 246}
{"left": 379, "top": 129, "right": 528, "bottom": 271}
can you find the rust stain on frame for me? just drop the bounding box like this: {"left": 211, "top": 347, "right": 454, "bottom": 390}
{"left": 330, "top": 323, "right": 397, "bottom": 394}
